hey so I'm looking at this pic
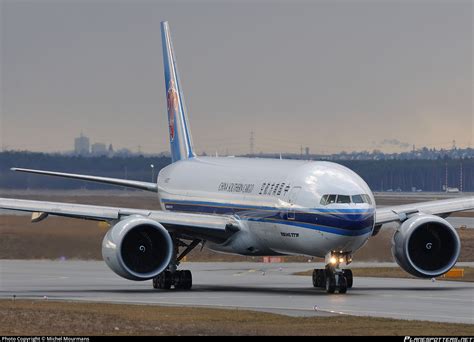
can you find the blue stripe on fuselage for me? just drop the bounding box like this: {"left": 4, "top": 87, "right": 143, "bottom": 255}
{"left": 246, "top": 217, "right": 374, "bottom": 237}
{"left": 161, "top": 198, "right": 375, "bottom": 236}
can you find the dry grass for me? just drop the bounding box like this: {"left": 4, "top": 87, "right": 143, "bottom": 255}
{"left": 294, "top": 267, "right": 474, "bottom": 282}
{"left": 0, "top": 300, "right": 473, "bottom": 336}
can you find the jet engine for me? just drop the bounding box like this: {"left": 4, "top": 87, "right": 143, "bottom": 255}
{"left": 102, "top": 216, "right": 173, "bottom": 280}
{"left": 391, "top": 214, "right": 460, "bottom": 278}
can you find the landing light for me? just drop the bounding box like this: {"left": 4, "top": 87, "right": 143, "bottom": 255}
{"left": 339, "top": 258, "right": 344, "bottom": 263}
{"left": 330, "top": 257, "right": 337, "bottom": 265}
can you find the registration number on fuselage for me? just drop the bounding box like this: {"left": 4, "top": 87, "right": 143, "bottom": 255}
{"left": 281, "top": 232, "right": 299, "bottom": 238}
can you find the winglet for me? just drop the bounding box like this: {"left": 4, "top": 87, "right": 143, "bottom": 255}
{"left": 161, "top": 21, "right": 195, "bottom": 162}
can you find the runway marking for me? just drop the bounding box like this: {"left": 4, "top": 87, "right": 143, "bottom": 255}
{"left": 378, "top": 294, "right": 473, "bottom": 303}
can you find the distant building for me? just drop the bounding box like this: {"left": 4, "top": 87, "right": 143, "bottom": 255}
{"left": 115, "top": 148, "right": 133, "bottom": 157}
{"left": 74, "top": 134, "right": 90, "bottom": 156}
{"left": 91, "top": 143, "right": 107, "bottom": 156}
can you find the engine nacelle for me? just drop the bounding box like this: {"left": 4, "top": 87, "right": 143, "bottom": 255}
{"left": 392, "top": 214, "right": 460, "bottom": 278}
{"left": 102, "top": 216, "right": 173, "bottom": 280}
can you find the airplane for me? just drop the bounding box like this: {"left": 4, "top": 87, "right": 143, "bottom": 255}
{"left": 1, "top": 21, "right": 473, "bottom": 294}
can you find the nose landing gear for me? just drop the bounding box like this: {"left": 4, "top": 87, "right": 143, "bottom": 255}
{"left": 312, "top": 252, "right": 353, "bottom": 294}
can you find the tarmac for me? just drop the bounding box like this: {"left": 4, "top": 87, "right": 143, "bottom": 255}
{"left": 0, "top": 260, "right": 473, "bottom": 324}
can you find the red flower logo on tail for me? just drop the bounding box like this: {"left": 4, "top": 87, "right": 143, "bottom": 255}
{"left": 167, "top": 80, "right": 178, "bottom": 142}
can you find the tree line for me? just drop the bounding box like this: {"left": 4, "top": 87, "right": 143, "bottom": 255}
{"left": 0, "top": 151, "right": 472, "bottom": 192}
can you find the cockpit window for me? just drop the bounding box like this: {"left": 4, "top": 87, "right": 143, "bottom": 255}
{"left": 336, "top": 195, "right": 351, "bottom": 204}
{"left": 320, "top": 193, "right": 372, "bottom": 205}
{"left": 362, "top": 194, "right": 372, "bottom": 205}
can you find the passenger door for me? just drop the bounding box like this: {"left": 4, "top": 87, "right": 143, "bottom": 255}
{"left": 287, "top": 186, "right": 301, "bottom": 220}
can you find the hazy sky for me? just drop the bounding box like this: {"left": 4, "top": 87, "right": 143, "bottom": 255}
{"left": 0, "top": 0, "right": 472, "bottom": 155}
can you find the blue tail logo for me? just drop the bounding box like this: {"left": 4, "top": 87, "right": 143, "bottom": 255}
{"left": 161, "top": 21, "right": 195, "bottom": 162}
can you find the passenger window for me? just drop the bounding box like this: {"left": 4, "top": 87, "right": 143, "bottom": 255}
{"left": 273, "top": 183, "right": 279, "bottom": 195}
{"left": 277, "top": 183, "right": 284, "bottom": 195}
{"left": 327, "top": 195, "right": 337, "bottom": 204}
{"left": 269, "top": 183, "right": 275, "bottom": 195}
{"left": 320, "top": 195, "right": 329, "bottom": 205}
{"left": 352, "top": 195, "right": 364, "bottom": 204}
{"left": 336, "top": 195, "right": 351, "bottom": 204}
{"left": 264, "top": 183, "right": 271, "bottom": 195}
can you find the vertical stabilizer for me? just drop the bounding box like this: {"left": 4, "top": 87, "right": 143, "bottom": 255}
{"left": 161, "top": 21, "right": 195, "bottom": 162}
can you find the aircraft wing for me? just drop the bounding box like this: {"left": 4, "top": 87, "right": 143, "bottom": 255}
{"left": 375, "top": 196, "right": 474, "bottom": 225}
{"left": 10, "top": 168, "right": 158, "bottom": 192}
{"left": 0, "top": 198, "right": 238, "bottom": 242}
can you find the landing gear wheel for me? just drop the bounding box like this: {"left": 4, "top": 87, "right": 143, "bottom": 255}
{"left": 174, "top": 270, "right": 193, "bottom": 290}
{"left": 156, "top": 270, "right": 172, "bottom": 290}
{"left": 325, "top": 274, "right": 336, "bottom": 294}
{"left": 337, "top": 275, "right": 347, "bottom": 294}
{"left": 312, "top": 269, "right": 326, "bottom": 288}
{"left": 173, "top": 271, "right": 183, "bottom": 289}
{"left": 342, "top": 269, "right": 353, "bottom": 288}
{"left": 181, "top": 270, "right": 192, "bottom": 290}
{"left": 312, "top": 269, "right": 318, "bottom": 287}
{"left": 153, "top": 237, "right": 199, "bottom": 291}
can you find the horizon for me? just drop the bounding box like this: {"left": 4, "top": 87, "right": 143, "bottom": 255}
{"left": 1, "top": 142, "right": 472, "bottom": 158}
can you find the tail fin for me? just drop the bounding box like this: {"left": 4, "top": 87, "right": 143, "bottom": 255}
{"left": 161, "top": 21, "right": 195, "bottom": 162}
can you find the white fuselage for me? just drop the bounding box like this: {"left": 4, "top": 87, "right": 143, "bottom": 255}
{"left": 157, "top": 157, "right": 376, "bottom": 258}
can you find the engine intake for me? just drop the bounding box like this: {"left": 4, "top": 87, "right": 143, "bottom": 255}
{"left": 392, "top": 214, "right": 460, "bottom": 278}
{"left": 102, "top": 216, "right": 173, "bottom": 280}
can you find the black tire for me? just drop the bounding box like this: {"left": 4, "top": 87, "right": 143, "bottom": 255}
{"left": 325, "top": 274, "right": 336, "bottom": 294}
{"left": 152, "top": 276, "right": 159, "bottom": 289}
{"left": 158, "top": 271, "right": 172, "bottom": 290}
{"left": 317, "top": 269, "right": 326, "bottom": 288}
{"left": 174, "top": 270, "right": 192, "bottom": 290}
{"left": 182, "top": 270, "right": 192, "bottom": 290}
{"left": 174, "top": 271, "right": 183, "bottom": 289}
{"left": 313, "top": 269, "right": 326, "bottom": 288}
{"left": 342, "top": 269, "right": 353, "bottom": 288}
{"left": 312, "top": 269, "right": 318, "bottom": 287}
{"left": 337, "top": 275, "right": 347, "bottom": 294}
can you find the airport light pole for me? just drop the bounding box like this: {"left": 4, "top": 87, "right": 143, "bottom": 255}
{"left": 150, "top": 164, "right": 155, "bottom": 183}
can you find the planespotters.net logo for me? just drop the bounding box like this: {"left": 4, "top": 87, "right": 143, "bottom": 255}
{"left": 405, "top": 337, "right": 473, "bottom": 342}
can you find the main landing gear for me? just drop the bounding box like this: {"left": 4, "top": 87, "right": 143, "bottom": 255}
{"left": 312, "top": 252, "right": 353, "bottom": 294}
{"left": 153, "top": 269, "right": 192, "bottom": 290}
{"left": 152, "top": 238, "right": 201, "bottom": 290}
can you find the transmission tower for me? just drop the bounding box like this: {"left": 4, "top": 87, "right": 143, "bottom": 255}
{"left": 250, "top": 131, "right": 255, "bottom": 155}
